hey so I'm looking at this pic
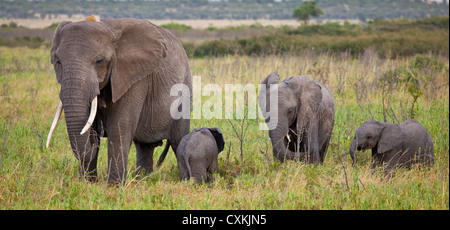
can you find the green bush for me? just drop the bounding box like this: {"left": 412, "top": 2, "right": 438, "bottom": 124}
{"left": 47, "top": 23, "right": 59, "bottom": 30}
{"left": 381, "top": 54, "right": 446, "bottom": 93}
{"left": 193, "top": 39, "right": 240, "bottom": 57}
{"left": 161, "top": 22, "right": 192, "bottom": 31}
{"left": 413, "top": 16, "right": 450, "bottom": 30}
{"left": 287, "top": 22, "right": 359, "bottom": 36}
{"left": 0, "top": 36, "right": 48, "bottom": 49}
{"left": 1, "top": 21, "right": 18, "bottom": 29}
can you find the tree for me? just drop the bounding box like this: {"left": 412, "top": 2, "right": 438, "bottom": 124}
{"left": 293, "top": 1, "right": 324, "bottom": 25}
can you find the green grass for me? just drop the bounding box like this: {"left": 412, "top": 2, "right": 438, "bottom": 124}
{"left": 0, "top": 46, "right": 448, "bottom": 210}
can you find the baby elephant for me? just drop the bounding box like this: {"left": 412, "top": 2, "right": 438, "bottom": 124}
{"left": 176, "top": 128, "right": 225, "bottom": 183}
{"left": 349, "top": 119, "right": 434, "bottom": 173}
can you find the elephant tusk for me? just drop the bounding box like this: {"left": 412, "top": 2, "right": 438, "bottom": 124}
{"left": 286, "top": 133, "right": 291, "bottom": 143}
{"left": 46, "top": 100, "right": 63, "bottom": 148}
{"left": 80, "top": 96, "right": 98, "bottom": 135}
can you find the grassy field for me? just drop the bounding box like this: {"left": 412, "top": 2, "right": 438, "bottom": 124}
{"left": 0, "top": 46, "right": 448, "bottom": 210}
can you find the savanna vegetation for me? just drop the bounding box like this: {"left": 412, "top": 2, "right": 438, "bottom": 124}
{"left": 0, "top": 16, "right": 448, "bottom": 210}
{"left": 183, "top": 16, "right": 449, "bottom": 58}
{"left": 2, "top": 16, "right": 448, "bottom": 58}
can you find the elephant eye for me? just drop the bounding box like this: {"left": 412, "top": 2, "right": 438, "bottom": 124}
{"left": 288, "top": 108, "right": 293, "bottom": 114}
{"left": 96, "top": 58, "right": 103, "bottom": 65}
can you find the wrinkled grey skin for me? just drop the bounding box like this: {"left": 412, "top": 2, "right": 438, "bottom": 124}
{"left": 51, "top": 18, "right": 192, "bottom": 184}
{"left": 258, "top": 73, "right": 335, "bottom": 164}
{"left": 176, "top": 128, "right": 225, "bottom": 183}
{"left": 349, "top": 119, "right": 434, "bottom": 173}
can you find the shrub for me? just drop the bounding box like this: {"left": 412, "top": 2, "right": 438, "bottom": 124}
{"left": 1, "top": 22, "right": 18, "bottom": 29}
{"left": 193, "top": 39, "right": 239, "bottom": 57}
{"left": 47, "top": 23, "right": 59, "bottom": 30}
{"left": 161, "top": 22, "right": 192, "bottom": 31}
{"left": 0, "top": 36, "right": 48, "bottom": 49}
{"left": 287, "top": 22, "right": 358, "bottom": 36}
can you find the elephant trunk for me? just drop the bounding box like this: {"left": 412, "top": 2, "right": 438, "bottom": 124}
{"left": 269, "top": 122, "right": 301, "bottom": 162}
{"left": 349, "top": 139, "right": 358, "bottom": 167}
{"left": 46, "top": 97, "right": 96, "bottom": 147}
{"left": 60, "top": 77, "right": 98, "bottom": 180}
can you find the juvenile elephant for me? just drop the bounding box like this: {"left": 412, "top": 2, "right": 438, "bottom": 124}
{"left": 258, "top": 73, "right": 335, "bottom": 164}
{"left": 349, "top": 119, "right": 434, "bottom": 173}
{"left": 46, "top": 17, "right": 192, "bottom": 184}
{"left": 176, "top": 128, "right": 225, "bottom": 183}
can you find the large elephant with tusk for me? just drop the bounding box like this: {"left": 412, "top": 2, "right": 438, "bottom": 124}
{"left": 46, "top": 17, "right": 192, "bottom": 185}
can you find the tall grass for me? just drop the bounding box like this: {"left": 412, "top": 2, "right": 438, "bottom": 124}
{"left": 0, "top": 46, "right": 448, "bottom": 210}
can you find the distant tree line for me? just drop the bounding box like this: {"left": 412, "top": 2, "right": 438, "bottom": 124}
{"left": 0, "top": 0, "right": 448, "bottom": 20}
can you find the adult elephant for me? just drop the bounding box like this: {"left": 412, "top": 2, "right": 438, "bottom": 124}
{"left": 258, "top": 73, "right": 335, "bottom": 164}
{"left": 46, "top": 17, "right": 192, "bottom": 184}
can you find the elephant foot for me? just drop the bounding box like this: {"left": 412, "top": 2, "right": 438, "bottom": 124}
{"left": 78, "top": 172, "right": 98, "bottom": 183}
{"left": 290, "top": 151, "right": 306, "bottom": 161}
{"left": 79, "top": 164, "right": 98, "bottom": 183}
{"left": 86, "top": 174, "right": 98, "bottom": 183}
{"left": 135, "top": 167, "right": 153, "bottom": 179}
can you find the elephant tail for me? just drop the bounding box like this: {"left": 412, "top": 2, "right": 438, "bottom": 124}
{"left": 156, "top": 141, "right": 171, "bottom": 167}
{"left": 184, "top": 154, "right": 192, "bottom": 180}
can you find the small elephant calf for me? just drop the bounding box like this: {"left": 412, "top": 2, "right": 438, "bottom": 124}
{"left": 349, "top": 119, "right": 434, "bottom": 173}
{"left": 176, "top": 128, "right": 225, "bottom": 183}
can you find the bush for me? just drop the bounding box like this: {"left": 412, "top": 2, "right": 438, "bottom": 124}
{"left": 193, "top": 39, "right": 240, "bottom": 57}
{"left": 47, "top": 23, "right": 59, "bottom": 30}
{"left": 287, "top": 22, "right": 359, "bottom": 36}
{"left": 0, "top": 36, "right": 48, "bottom": 49}
{"left": 161, "top": 22, "right": 192, "bottom": 31}
{"left": 1, "top": 21, "right": 18, "bottom": 29}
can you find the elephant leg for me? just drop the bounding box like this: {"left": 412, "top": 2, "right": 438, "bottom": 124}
{"left": 156, "top": 119, "right": 189, "bottom": 167}
{"left": 206, "top": 157, "right": 218, "bottom": 183}
{"left": 319, "top": 136, "right": 331, "bottom": 164}
{"left": 370, "top": 151, "right": 383, "bottom": 174}
{"left": 170, "top": 118, "right": 190, "bottom": 157}
{"left": 381, "top": 149, "right": 401, "bottom": 176}
{"left": 301, "top": 129, "right": 320, "bottom": 164}
{"left": 206, "top": 170, "right": 213, "bottom": 183}
{"left": 105, "top": 81, "right": 146, "bottom": 185}
{"left": 189, "top": 160, "right": 207, "bottom": 184}
{"left": 177, "top": 155, "right": 190, "bottom": 181}
{"left": 106, "top": 111, "right": 138, "bottom": 185}
{"left": 107, "top": 134, "right": 131, "bottom": 185}
{"left": 309, "top": 122, "right": 321, "bottom": 164}
{"left": 83, "top": 127, "right": 100, "bottom": 182}
{"left": 192, "top": 169, "right": 207, "bottom": 184}
{"left": 371, "top": 154, "right": 379, "bottom": 168}
{"left": 135, "top": 141, "right": 162, "bottom": 177}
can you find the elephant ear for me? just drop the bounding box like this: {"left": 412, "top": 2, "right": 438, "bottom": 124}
{"left": 208, "top": 128, "right": 225, "bottom": 153}
{"left": 377, "top": 124, "right": 404, "bottom": 154}
{"left": 258, "top": 72, "right": 281, "bottom": 119}
{"left": 50, "top": 21, "right": 72, "bottom": 84}
{"left": 103, "top": 18, "right": 168, "bottom": 103}
{"left": 285, "top": 75, "right": 322, "bottom": 132}
{"left": 261, "top": 72, "right": 281, "bottom": 89}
